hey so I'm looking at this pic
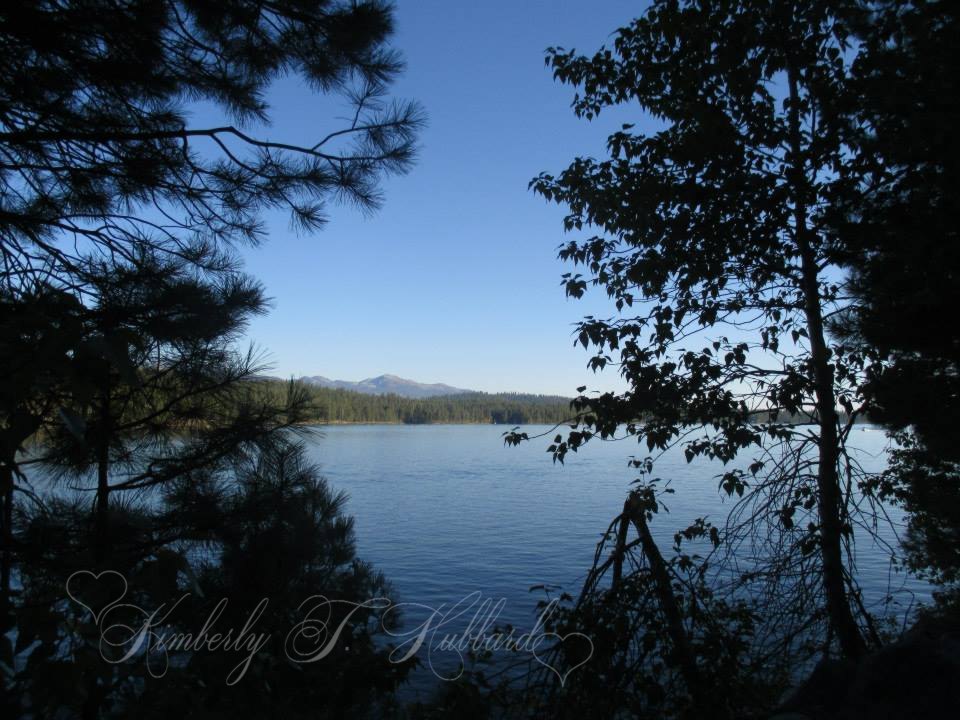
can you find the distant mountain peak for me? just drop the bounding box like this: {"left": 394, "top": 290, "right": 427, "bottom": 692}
{"left": 299, "top": 374, "right": 474, "bottom": 399}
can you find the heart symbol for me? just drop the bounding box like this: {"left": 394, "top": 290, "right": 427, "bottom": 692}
{"left": 533, "top": 631, "right": 595, "bottom": 687}
{"left": 66, "top": 570, "right": 128, "bottom": 625}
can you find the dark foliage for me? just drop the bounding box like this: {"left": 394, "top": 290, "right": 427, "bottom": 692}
{"left": 501, "top": 1, "right": 958, "bottom": 717}
{"left": 0, "top": 0, "right": 423, "bottom": 289}
{"left": 0, "top": 1, "right": 422, "bottom": 717}
{"left": 7, "top": 442, "right": 412, "bottom": 719}
{"left": 830, "top": 0, "right": 960, "bottom": 593}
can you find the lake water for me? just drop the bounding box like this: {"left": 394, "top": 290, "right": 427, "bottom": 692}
{"left": 301, "top": 423, "right": 931, "bottom": 695}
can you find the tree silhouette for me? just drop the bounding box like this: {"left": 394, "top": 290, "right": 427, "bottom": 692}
{"left": 31, "top": 252, "right": 311, "bottom": 562}
{"left": 0, "top": 0, "right": 422, "bottom": 290}
{"left": 0, "top": 0, "right": 422, "bottom": 620}
{"left": 505, "top": 2, "right": 936, "bottom": 712}
{"left": 0, "top": 2, "right": 422, "bottom": 716}
{"left": 832, "top": 0, "right": 960, "bottom": 592}
{"left": 13, "top": 441, "right": 411, "bottom": 718}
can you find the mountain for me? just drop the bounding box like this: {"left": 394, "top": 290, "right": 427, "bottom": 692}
{"left": 298, "top": 374, "right": 474, "bottom": 399}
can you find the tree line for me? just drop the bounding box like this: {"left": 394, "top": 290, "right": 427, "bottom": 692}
{"left": 280, "top": 382, "right": 836, "bottom": 426}
{"left": 262, "top": 383, "right": 574, "bottom": 425}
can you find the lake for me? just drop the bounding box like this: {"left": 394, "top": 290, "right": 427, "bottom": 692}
{"left": 301, "top": 423, "right": 931, "bottom": 695}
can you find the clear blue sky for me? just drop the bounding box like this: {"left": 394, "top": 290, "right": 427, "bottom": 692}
{"left": 232, "top": 0, "right": 654, "bottom": 396}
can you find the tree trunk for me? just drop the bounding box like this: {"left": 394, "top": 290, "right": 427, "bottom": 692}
{"left": 627, "top": 494, "right": 707, "bottom": 711}
{"left": 611, "top": 499, "right": 631, "bottom": 590}
{"left": 800, "top": 246, "right": 865, "bottom": 660}
{"left": 1, "top": 417, "right": 41, "bottom": 629}
{"left": 787, "top": 63, "right": 867, "bottom": 660}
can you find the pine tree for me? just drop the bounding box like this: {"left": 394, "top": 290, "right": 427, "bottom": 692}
{"left": 0, "top": 2, "right": 421, "bottom": 715}
{"left": 0, "top": 0, "right": 421, "bottom": 618}
{"left": 832, "top": 0, "right": 960, "bottom": 593}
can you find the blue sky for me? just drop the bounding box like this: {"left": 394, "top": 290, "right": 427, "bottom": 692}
{"left": 230, "top": 1, "right": 654, "bottom": 396}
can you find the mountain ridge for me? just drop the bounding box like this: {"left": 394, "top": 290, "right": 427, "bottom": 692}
{"left": 298, "top": 373, "right": 474, "bottom": 399}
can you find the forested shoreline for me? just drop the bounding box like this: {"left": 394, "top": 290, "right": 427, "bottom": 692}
{"left": 261, "top": 382, "right": 575, "bottom": 425}
{"left": 270, "top": 382, "right": 856, "bottom": 427}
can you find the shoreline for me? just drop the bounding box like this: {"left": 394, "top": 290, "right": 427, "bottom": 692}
{"left": 305, "top": 420, "right": 509, "bottom": 427}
